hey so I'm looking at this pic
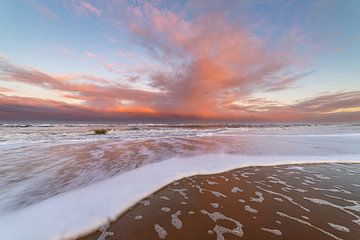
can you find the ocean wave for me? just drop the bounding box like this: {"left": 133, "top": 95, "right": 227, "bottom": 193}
{"left": 0, "top": 154, "right": 359, "bottom": 240}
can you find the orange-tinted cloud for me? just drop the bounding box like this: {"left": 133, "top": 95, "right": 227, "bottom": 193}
{"left": 0, "top": 56, "right": 161, "bottom": 113}
{"left": 1, "top": 90, "right": 359, "bottom": 122}
{"left": 0, "top": 87, "right": 12, "bottom": 93}
{"left": 1, "top": 2, "right": 359, "bottom": 122}
{"left": 120, "top": 3, "right": 308, "bottom": 119}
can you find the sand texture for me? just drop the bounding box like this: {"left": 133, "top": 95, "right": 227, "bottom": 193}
{"left": 78, "top": 163, "right": 360, "bottom": 240}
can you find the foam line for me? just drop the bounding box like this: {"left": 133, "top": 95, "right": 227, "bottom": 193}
{"left": 0, "top": 154, "right": 359, "bottom": 240}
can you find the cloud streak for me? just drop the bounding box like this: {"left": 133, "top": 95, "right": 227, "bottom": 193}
{"left": 120, "top": 3, "right": 308, "bottom": 118}
{"left": 65, "top": 0, "right": 101, "bottom": 17}
{"left": 1, "top": 1, "right": 359, "bottom": 122}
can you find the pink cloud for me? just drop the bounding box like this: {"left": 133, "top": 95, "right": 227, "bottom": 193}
{"left": 65, "top": 0, "right": 101, "bottom": 17}
{"left": 79, "top": 0, "right": 101, "bottom": 16}
{"left": 0, "top": 56, "right": 162, "bottom": 112}
{"left": 1, "top": 2, "right": 358, "bottom": 122}
{"left": 121, "top": 3, "right": 307, "bottom": 118}
{"left": 0, "top": 87, "right": 12, "bottom": 93}
{"left": 0, "top": 54, "right": 358, "bottom": 122}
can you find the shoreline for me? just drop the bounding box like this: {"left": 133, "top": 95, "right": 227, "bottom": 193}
{"left": 1, "top": 154, "right": 360, "bottom": 240}
{"left": 79, "top": 163, "right": 360, "bottom": 240}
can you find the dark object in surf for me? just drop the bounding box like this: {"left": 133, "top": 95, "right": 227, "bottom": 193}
{"left": 94, "top": 129, "right": 108, "bottom": 135}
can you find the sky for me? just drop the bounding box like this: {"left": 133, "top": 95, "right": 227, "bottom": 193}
{"left": 0, "top": 0, "right": 359, "bottom": 123}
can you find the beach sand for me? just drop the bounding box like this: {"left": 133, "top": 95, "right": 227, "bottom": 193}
{"left": 78, "top": 163, "right": 360, "bottom": 240}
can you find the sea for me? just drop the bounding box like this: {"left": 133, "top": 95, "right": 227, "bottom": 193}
{"left": 0, "top": 123, "right": 359, "bottom": 239}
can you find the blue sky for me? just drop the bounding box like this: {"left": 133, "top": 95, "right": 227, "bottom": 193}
{"left": 0, "top": 0, "right": 359, "bottom": 122}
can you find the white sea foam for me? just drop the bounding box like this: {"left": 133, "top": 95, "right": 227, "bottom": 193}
{"left": 160, "top": 196, "right": 170, "bottom": 201}
{"left": 168, "top": 188, "right": 188, "bottom": 199}
{"left": 250, "top": 191, "right": 264, "bottom": 203}
{"left": 260, "top": 227, "right": 282, "bottom": 235}
{"left": 192, "top": 184, "right": 227, "bottom": 198}
{"left": 206, "top": 180, "right": 219, "bottom": 185}
{"left": 161, "top": 207, "right": 171, "bottom": 213}
{"left": 257, "top": 186, "right": 310, "bottom": 212}
{"left": 277, "top": 212, "right": 342, "bottom": 240}
{"left": 286, "top": 166, "right": 305, "bottom": 171}
{"left": 154, "top": 224, "right": 167, "bottom": 239}
{"left": 0, "top": 154, "right": 359, "bottom": 239}
{"left": 171, "top": 211, "right": 182, "bottom": 229}
{"left": 244, "top": 205, "right": 258, "bottom": 214}
{"left": 210, "top": 203, "right": 220, "bottom": 208}
{"left": 2, "top": 124, "right": 360, "bottom": 214}
{"left": 97, "top": 222, "right": 114, "bottom": 240}
{"left": 201, "top": 209, "right": 244, "bottom": 240}
{"left": 231, "top": 187, "right": 244, "bottom": 193}
{"left": 328, "top": 223, "right": 350, "bottom": 232}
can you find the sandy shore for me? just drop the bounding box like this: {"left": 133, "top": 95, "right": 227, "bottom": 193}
{"left": 78, "top": 163, "right": 360, "bottom": 240}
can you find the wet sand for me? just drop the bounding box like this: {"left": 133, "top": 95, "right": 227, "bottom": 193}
{"left": 78, "top": 163, "right": 360, "bottom": 240}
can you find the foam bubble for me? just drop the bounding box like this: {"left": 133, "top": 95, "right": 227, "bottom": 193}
{"left": 154, "top": 224, "right": 167, "bottom": 239}
{"left": 231, "top": 187, "right": 243, "bottom": 193}
{"left": 201, "top": 209, "right": 244, "bottom": 240}
{"left": 250, "top": 191, "right": 264, "bottom": 203}
{"left": 261, "top": 227, "right": 282, "bottom": 236}
{"left": 277, "top": 212, "right": 342, "bottom": 240}
{"left": 240, "top": 172, "right": 255, "bottom": 178}
{"left": 168, "top": 188, "right": 188, "bottom": 199}
{"left": 140, "top": 200, "right": 150, "bottom": 206}
{"left": 192, "top": 185, "right": 227, "bottom": 198}
{"left": 97, "top": 222, "right": 114, "bottom": 240}
{"left": 161, "top": 207, "right": 171, "bottom": 213}
{"left": 328, "top": 223, "right": 350, "bottom": 232}
{"left": 258, "top": 186, "right": 309, "bottom": 212}
{"left": 0, "top": 154, "right": 359, "bottom": 240}
{"left": 206, "top": 180, "right": 219, "bottom": 185}
{"left": 244, "top": 205, "right": 258, "bottom": 214}
{"left": 134, "top": 215, "right": 142, "bottom": 220}
{"left": 210, "top": 203, "right": 219, "bottom": 208}
{"left": 171, "top": 211, "right": 182, "bottom": 229}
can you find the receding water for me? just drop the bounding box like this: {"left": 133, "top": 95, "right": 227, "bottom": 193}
{"left": 0, "top": 123, "right": 359, "bottom": 214}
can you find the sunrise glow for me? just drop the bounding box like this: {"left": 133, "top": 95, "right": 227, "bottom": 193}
{"left": 0, "top": 1, "right": 359, "bottom": 122}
